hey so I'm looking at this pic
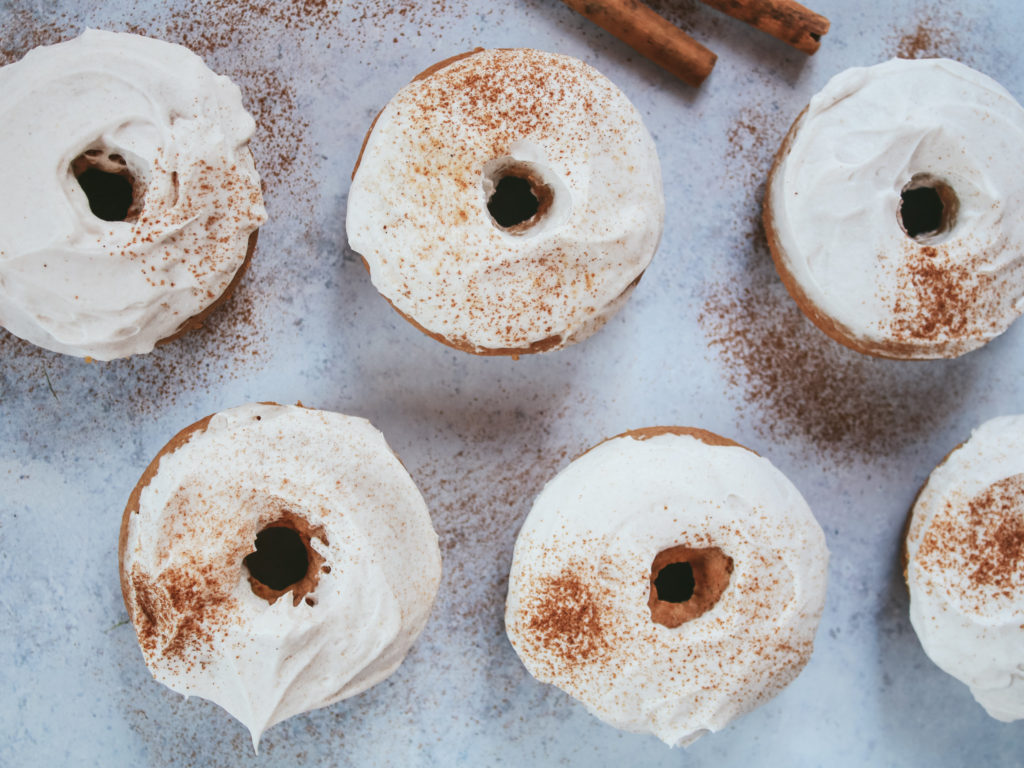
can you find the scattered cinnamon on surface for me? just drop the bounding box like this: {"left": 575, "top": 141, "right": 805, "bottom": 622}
{"left": 0, "top": 9, "right": 71, "bottom": 64}
{"left": 0, "top": 276, "right": 268, "bottom": 414}
{"left": 701, "top": 102, "right": 972, "bottom": 460}
{"left": 888, "top": 9, "right": 972, "bottom": 63}
{"left": 725, "top": 105, "right": 773, "bottom": 188}
{"left": 893, "top": 20, "right": 961, "bottom": 60}
{"left": 699, "top": 259, "right": 970, "bottom": 460}
{"left": 413, "top": 434, "right": 572, "bottom": 628}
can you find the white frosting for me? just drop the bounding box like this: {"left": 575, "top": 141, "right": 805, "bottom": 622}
{"left": 767, "top": 58, "right": 1024, "bottom": 359}
{"left": 505, "top": 431, "right": 828, "bottom": 746}
{"left": 907, "top": 414, "right": 1024, "bottom": 721}
{"left": 121, "top": 404, "right": 442, "bottom": 748}
{"left": 0, "top": 30, "right": 266, "bottom": 360}
{"left": 346, "top": 48, "right": 664, "bottom": 353}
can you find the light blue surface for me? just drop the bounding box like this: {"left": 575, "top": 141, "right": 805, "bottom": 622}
{"left": 2, "top": 0, "right": 1023, "bottom": 765}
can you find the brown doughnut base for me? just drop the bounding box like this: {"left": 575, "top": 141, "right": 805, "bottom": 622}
{"left": 245, "top": 508, "right": 328, "bottom": 607}
{"left": 351, "top": 50, "right": 644, "bottom": 358}
{"left": 585, "top": 425, "right": 758, "bottom": 459}
{"left": 360, "top": 255, "right": 642, "bottom": 357}
{"left": 763, "top": 107, "right": 954, "bottom": 361}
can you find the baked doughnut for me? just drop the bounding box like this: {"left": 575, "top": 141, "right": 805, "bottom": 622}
{"left": 346, "top": 48, "right": 664, "bottom": 355}
{"left": 0, "top": 30, "right": 265, "bottom": 360}
{"left": 905, "top": 415, "right": 1024, "bottom": 721}
{"left": 504, "top": 427, "right": 828, "bottom": 746}
{"left": 119, "top": 403, "right": 441, "bottom": 747}
{"left": 764, "top": 58, "right": 1024, "bottom": 360}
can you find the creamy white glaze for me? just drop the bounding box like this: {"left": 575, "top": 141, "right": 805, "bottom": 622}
{"left": 0, "top": 30, "right": 266, "bottom": 360}
{"left": 907, "top": 414, "right": 1024, "bottom": 721}
{"left": 767, "top": 58, "right": 1024, "bottom": 359}
{"left": 346, "top": 48, "right": 664, "bottom": 353}
{"left": 505, "top": 431, "right": 828, "bottom": 746}
{"left": 121, "top": 404, "right": 442, "bottom": 748}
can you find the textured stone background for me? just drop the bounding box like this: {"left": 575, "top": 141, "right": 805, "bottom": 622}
{"left": 1, "top": 0, "right": 1022, "bottom": 765}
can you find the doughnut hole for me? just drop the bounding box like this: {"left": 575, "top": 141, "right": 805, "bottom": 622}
{"left": 70, "top": 146, "right": 146, "bottom": 222}
{"left": 483, "top": 160, "right": 555, "bottom": 234}
{"left": 898, "top": 174, "right": 959, "bottom": 243}
{"left": 648, "top": 545, "right": 733, "bottom": 629}
{"left": 244, "top": 510, "right": 328, "bottom": 606}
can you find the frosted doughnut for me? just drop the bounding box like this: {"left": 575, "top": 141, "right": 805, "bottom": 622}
{"left": 0, "top": 30, "right": 266, "bottom": 360}
{"left": 765, "top": 58, "right": 1024, "bottom": 360}
{"left": 346, "top": 48, "right": 664, "bottom": 355}
{"left": 504, "top": 427, "right": 828, "bottom": 746}
{"left": 119, "top": 403, "right": 442, "bottom": 748}
{"left": 905, "top": 414, "right": 1024, "bottom": 721}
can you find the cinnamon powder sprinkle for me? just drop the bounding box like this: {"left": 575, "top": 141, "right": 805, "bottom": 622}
{"left": 702, "top": 96, "right": 972, "bottom": 459}
{"left": 699, "top": 264, "right": 966, "bottom": 459}
{"left": 521, "top": 568, "right": 612, "bottom": 671}
{"left": 367, "top": 49, "right": 629, "bottom": 351}
{"left": 0, "top": 9, "right": 70, "bottom": 65}
{"left": 129, "top": 563, "right": 234, "bottom": 664}
{"left": 918, "top": 475, "right": 1024, "bottom": 601}
{"left": 891, "top": 18, "right": 967, "bottom": 61}
{"left": 889, "top": 246, "right": 983, "bottom": 342}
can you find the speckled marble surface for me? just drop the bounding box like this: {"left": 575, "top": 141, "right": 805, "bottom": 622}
{"left": 2, "top": 0, "right": 1023, "bottom": 765}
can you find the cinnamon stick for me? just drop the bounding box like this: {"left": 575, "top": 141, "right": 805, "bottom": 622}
{"left": 561, "top": 0, "right": 716, "bottom": 87}
{"left": 699, "top": 0, "right": 829, "bottom": 54}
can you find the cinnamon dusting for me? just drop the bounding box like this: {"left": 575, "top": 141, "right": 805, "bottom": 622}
{"left": 702, "top": 102, "right": 969, "bottom": 458}
{"left": 129, "top": 563, "right": 234, "bottom": 663}
{"left": 889, "top": 245, "right": 983, "bottom": 343}
{"left": 699, "top": 264, "right": 967, "bottom": 458}
{"left": 411, "top": 418, "right": 573, "bottom": 630}
{"left": 352, "top": 49, "right": 650, "bottom": 355}
{"left": 521, "top": 568, "right": 613, "bottom": 672}
{"left": 917, "top": 475, "right": 1024, "bottom": 603}
{"left": 0, "top": 10, "right": 70, "bottom": 65}
{"left": 891, "top": 18, "right": 967, "bottom": 61}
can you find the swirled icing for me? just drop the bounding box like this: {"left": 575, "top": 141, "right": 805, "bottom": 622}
{"left": 120, "top": 404, "right": 441, "bottom": 748}
{"left": 766, "top": 58, "right": 1024, "bottom": 359}
{"left": 0, "top": 30, "right": 265, "bottom": 359}
{"left": 505, "top": 429, "right": 828, "bottom": 746}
